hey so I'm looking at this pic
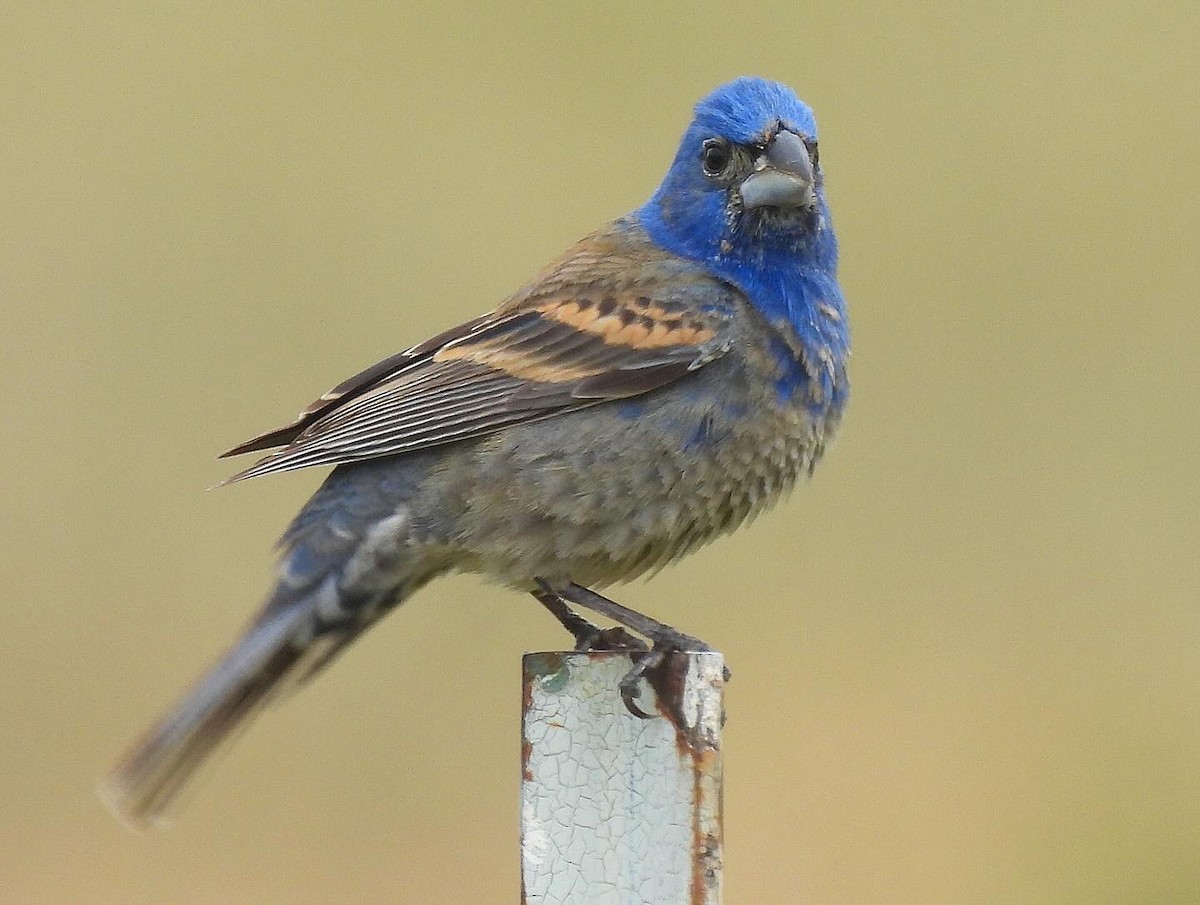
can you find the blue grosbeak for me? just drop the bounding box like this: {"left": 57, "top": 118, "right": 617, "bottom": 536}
{"left": 104, "top": 77, "right": 850, "bottom": 827}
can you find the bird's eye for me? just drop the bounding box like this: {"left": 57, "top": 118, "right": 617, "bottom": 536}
{"left": 701, "top": 139, "right": 732, "bottom": 177}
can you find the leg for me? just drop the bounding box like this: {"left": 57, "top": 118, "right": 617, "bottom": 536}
{"left": 550, "top": 582, "right": 712, "bottom": 651}
{"left": 535, "top": 580, "right": 713, "bottom": 718}
{"left": 530, "top": 587, "right": 648, "bottom": 653}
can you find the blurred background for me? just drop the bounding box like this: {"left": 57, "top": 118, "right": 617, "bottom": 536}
{"left": 3, "top": 3, "right": 1197, "bottom": 903}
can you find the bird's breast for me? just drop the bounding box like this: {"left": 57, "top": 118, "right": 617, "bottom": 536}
{"left": 433, "top": 336, "right": 841, "bottom": 589}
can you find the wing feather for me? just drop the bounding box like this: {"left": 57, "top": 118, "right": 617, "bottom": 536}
{"left": 221, "top": 230, "right": 737, "bottom": 483}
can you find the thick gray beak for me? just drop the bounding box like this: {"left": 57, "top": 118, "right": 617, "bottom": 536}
{"left": 738, "top": 130, "right": 816, "bottom": 210}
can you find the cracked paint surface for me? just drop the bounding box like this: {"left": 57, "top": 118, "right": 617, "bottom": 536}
{"left": 521, "top": 651, "right": 725, "bottom": 905}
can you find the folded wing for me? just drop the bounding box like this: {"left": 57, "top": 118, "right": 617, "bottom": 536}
{"left": 221, "top": 257, "right": 735, "bottom": 483}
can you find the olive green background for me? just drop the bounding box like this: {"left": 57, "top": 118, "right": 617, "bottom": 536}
{"left": 3, "top": 4, "right": 1197, "bottom": 903}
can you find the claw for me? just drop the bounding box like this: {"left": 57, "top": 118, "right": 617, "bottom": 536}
{"left": 531, "top": 579, "right": 717, "bottom": 719}
{"left": 620, "top": 678, "right": 655, "bottom": 719}
{"left": 618, "top": 648, "right": 665, "bottom": 719}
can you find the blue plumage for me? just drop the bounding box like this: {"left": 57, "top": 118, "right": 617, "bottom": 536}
{"left": 640, "top": 78, "right": 847, "bottom": 403}
{"left": 104, "top": 78, "right": 851, "bottom": 827}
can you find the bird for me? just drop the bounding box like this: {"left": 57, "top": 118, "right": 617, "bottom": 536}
{"left": 102, "top": 76, "right": 850, "bottom": 828}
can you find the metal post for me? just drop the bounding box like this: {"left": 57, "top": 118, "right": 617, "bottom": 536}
{"left": 521, "top": 650, "right": 725, "bottom": 905}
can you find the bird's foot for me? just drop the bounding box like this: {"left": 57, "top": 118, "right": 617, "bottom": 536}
{"left": 615, "top": 623, "right": 715, "bottom": 719}
{"left": 532, "top": 580, "right": 717, "bottom": 719}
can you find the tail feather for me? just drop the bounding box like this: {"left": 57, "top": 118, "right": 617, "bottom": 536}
{"left": 102, "top": 464, "right": 430, "bottom": 828}
{"left": 100, "top": 604, "right": 324, "bottom": 829}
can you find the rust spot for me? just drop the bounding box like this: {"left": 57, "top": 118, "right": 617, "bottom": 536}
{"left": 690, "top": 743, "right": 723, "bottom": 904}
{"left": 521, "top": 658, "right": 535, "bottom": 782}
{"left": 644, "top": 652, "right": 725, "bottom": 904}
{"left": 645, "top": 652, "right": 723, "bottom": 757}
{"left": 691, "top": 828, "right": 723, "bottom": 905}
{"left": 521, "top": 738, "right": 533, "bottom": 782}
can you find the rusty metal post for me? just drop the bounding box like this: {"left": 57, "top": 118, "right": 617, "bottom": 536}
{"left": 521, "top": 650, "right": 725, "bottom": 905}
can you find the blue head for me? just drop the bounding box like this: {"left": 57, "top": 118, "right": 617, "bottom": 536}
{"left": 639, "top": 77, "right": 835, "bottom": 274}
{"left": 639, "top": 78, "right": 848, "bottom": 407}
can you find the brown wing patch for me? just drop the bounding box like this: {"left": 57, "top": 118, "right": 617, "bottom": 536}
{"left": 219, "top": 222, "right": 740, "bottom": 483}
{"left": 534, "top": 298, "right": 717, "bottom": 349}
{"left": 431, "top": 330, "right": 602, "bottom": 383}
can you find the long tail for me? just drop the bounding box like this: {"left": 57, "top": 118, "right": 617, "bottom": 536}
{"left": 101, "top": 461, "right": 435, "bottom": 828}
{"left": 100, "top": 600, "right": 335, "bottom": 829}
{"left": 101, "top": 577, "right": 422, "bottom": 829}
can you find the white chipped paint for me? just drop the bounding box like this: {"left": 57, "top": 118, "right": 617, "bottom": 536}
{"left": 521, "top": 652, "right": 725, "bottom": 905}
